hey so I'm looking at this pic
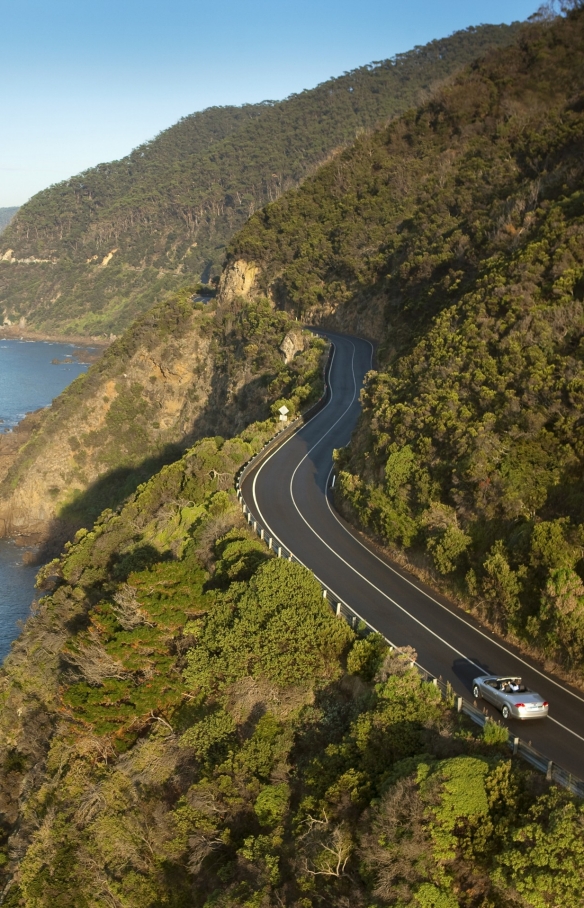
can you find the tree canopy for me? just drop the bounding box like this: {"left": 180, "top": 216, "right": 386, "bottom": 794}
{"left": 0, "top": 24, "right": 520, "bottom": 336}
{"left": 226, "top": 7, "right": 584, "bottom": 675}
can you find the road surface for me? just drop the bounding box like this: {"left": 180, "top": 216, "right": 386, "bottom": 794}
{"left": 242, "top": 331, "right": 584, "bottom": 778}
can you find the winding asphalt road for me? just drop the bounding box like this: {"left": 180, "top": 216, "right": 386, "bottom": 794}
{"left": 242, "top": 331, "right": 584, "bottom": 778}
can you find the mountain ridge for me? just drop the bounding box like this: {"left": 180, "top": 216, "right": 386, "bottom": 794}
{"left": 0, "top": 23, "right": 521, "bottom": 337}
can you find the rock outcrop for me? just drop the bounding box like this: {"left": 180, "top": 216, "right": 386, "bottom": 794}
{"left": 0, "top": 322, "right": 214, "bottom": 541}
{"left": 218, "top": 259, "right": 260, "bottom": 303}
{"left": 279, "top": 329, "right": 306, "bottom": 363}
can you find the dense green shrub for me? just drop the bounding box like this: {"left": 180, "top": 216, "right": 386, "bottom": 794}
{"left": 0, "top": 421, "right": 579, "bottom": 907}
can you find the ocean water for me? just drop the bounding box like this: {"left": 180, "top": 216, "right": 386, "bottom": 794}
{"left": 0, "top": 339, "right": 89, "bottom": 432}
{"left": 0, "top": 339, "right": 91, "bottom": 661}
{"left": 0, "top": 541, "right": 38, "bottom": 662}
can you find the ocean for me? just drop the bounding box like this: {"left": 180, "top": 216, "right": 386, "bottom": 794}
{"left": 0, "top": 338, "right": 91, "bottom": 661}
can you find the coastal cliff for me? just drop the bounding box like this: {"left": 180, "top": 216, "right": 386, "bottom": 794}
{"left": 3, "top": 7, "right": 584, "bottom": 682}
{"left": 0, "top": 292, "right": 325, "bottom": 544}
{"left": 0, "top": 13, "right": 584, "bottom": 905}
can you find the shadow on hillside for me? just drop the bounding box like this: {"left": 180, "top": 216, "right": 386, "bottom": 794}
{"left": 34, "top": 365, "right": 280, "bottom": 564}
{"left": 288, "top": 677, "right": 466, "bottom": 803}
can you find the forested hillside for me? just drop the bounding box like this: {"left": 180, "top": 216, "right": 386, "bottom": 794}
{"left": 0, "top": 24, "right": 520, "bottom": 337}
{"left": 222, "top": 7, "right": 584, "bottom": 676}
{"left": 0, "top": 208, "right": 18, "bottom": 234}
{"left": 1, "top": 11, "right": 584, "bottom": 905}
{"left": 0, "top": 423, "right": 582, "bottom": 907}
{"left": 0, "top": 293, "right": 324, "bottom": 545}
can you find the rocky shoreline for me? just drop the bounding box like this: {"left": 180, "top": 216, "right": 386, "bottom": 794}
{"left": 0, "top": 324, "right": 111, "bottom": 348}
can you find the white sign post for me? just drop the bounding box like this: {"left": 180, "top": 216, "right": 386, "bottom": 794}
{"left": 278, "top": 405, "right": 289, "bottom": 422}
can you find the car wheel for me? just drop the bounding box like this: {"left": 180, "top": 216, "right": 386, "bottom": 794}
{"left": 502, "top": 705, "right": 510, "bottom": 720}
{"left": 473, "top": 685, "right": 480, "bottom": 699}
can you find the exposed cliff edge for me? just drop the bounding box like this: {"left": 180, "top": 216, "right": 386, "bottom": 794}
{"left": 218, "top": 254, "right": 388, "bottom": 340}
{"left": 0, "top": 292, "right": 325, "bottom": 546}
{"left": 217, "top": 258, "right": 260, "bottom": 304}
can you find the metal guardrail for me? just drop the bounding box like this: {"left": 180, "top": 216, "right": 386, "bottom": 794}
{"left": 233, "top": 351, "right": 584, "bottom": 799}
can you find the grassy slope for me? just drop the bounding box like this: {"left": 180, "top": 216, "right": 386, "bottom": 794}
{"left": 0, "top": 428, "right": 582, "bottom": 907}
{"left": 0, "top": 24, "right": 520, "bottom": 336}
{"left": 225, "top": 9, "right": 584, "bottom": 676}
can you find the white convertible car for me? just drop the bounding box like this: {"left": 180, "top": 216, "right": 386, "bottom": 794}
{"left": 472, "top": 675, "right": 549, "bottom": 720}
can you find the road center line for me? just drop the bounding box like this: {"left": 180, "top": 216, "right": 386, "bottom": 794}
{"left": 250, "top": 332, "right": 584, "bottom": 740}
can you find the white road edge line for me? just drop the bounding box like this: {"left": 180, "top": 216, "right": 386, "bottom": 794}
{"left": 327, "top": 340, "right": 584, "bottom": 709}
{"left": 548, "top": 715, "right": 584, "bottom": 742}
{"left": 250, "top": 332, "right": 584, "bottom": 740}
{"left": 253, "top": 339, "right": 490, "bottom": 680}
{"left": 325, "top": 476, "right": 584, "bottom": 702}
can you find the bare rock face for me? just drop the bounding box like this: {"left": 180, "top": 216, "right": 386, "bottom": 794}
{"left": 0, "top": 296, "right": 298, "bottom": 544}
{"left": 0, "top": 326, "right": 214, "bottom": 541}
{"left": 218, "top": 259, "right": 260, "bottom": 302}
{"left": 221, "top": 257, "right": 385, "bottom": 345}
{"left": 279, "top": 329, "right": 306, "bottom": 364}
{"left": 0, "top": 306, "right": 256, "bottom": 541}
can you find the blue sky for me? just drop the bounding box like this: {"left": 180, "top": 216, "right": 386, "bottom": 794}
{"left": 1, "top": 0, "right": 541, "bottom": 208}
